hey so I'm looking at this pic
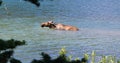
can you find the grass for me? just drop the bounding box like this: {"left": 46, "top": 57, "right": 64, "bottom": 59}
{"left": 31, "top": 47, "right": 120, "bottom": 63}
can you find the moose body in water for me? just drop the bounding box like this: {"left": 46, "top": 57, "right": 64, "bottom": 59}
{"left": 41, "top": 21, "right": 79, "bottom": 31}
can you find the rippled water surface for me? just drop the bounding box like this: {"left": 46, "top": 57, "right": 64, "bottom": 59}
{"left": 0, "top": 0, "right": 120, "bottom": 63}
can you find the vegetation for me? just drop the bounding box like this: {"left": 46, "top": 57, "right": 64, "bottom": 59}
{"left": 24, "top": 0, "right": 40, "bottom": 7}
{"left": 0, "top": 39, "right": 26, "bottom": 63}
{"left": 0, "top": 39, "right": 120, "bottom": 63}
{"left": 0, "top": 0, "right": 54, "bottom": 7}
{"left": 31, "top": 47, "right": 88, "bottom": 63}
{"left": 0, "top": 39, "right": 88, "bottom": 63}
{"left": 90, "top": 51, "right": 120, "bottom": 63}
{"left": 0, "top": 0, "right": 2, "bottom": 6}
{"left": 0, "top": 0, "right": 40, "bottom": 7}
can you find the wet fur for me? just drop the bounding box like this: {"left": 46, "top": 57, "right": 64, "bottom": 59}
{"left": 41, "top": 21, "right": 79, "bottom": 31}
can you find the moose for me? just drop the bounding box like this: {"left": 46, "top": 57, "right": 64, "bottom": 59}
{"left": 41, "top": 21, "right": 79, "bottom": 31}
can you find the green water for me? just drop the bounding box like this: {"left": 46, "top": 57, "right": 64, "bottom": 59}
{"left": 0, "top": 0, "right": 120, "bottom": 63}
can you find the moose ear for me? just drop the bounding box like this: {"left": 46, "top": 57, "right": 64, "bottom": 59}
{"left": 48, "top": 21, "right": 53, "bottom": 23}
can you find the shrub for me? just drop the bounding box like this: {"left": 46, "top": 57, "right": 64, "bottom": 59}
{"left": 0, "top": 39, "right": 26, "bottom": 63}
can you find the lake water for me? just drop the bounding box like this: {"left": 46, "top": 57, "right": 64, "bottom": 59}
{"left": 0, "top": 0, "right": 120, "bottom": 63}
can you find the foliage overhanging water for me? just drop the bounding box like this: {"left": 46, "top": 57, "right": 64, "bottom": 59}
{"left": 0, "top": 0, "right": 120, "bottom": 63}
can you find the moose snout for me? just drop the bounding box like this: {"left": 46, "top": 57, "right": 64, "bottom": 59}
{"left": 41, "top": 24, "right": 45, "bottom": 27}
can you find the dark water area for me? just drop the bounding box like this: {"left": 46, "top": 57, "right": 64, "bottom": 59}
{"left": 0, "top": 0, "right": 120, "bottom": 63}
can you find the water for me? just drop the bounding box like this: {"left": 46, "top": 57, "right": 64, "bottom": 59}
{"left": 0, "top": 0, "right": 120, "bottom": 63}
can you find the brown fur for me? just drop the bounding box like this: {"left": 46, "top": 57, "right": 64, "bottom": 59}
{"left": 41, "top": 21, "right": 79, "bottom": 31}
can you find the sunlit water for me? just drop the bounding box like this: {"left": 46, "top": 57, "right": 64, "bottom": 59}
{"left": 0, "top": 0, "right": 120, "bottom": 63}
